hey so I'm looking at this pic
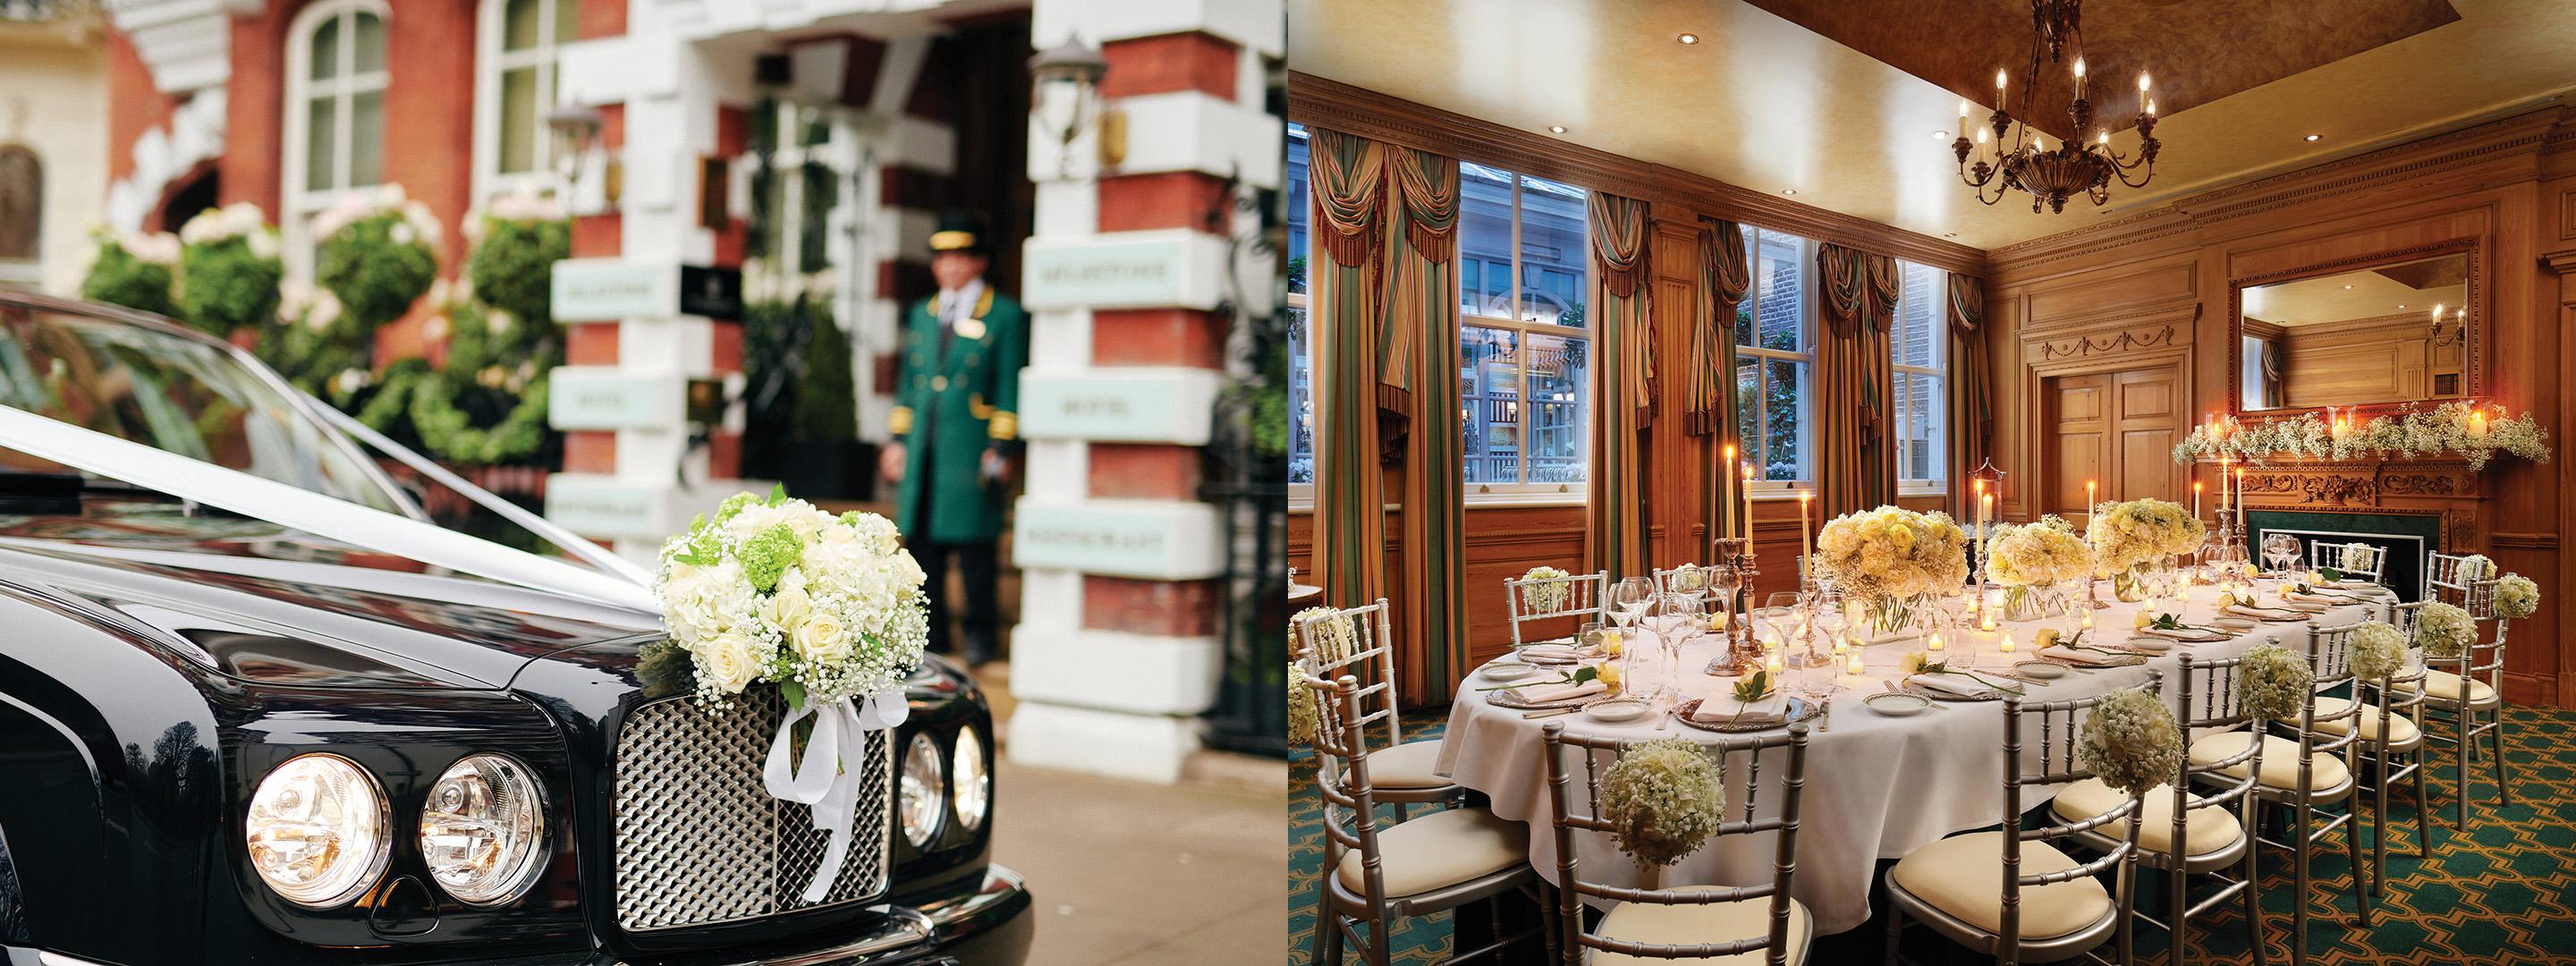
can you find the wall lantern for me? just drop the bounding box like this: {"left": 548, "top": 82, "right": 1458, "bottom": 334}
{"left": 1030, "top": 35, "right": 1119, "bottom": 173}
{"left": 547, "top": 102, "right": 620, "bottom": 205}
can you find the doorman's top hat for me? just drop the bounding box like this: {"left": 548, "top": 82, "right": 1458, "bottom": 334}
{"left": 928, "top": 211, "right": 990, "bottom": 255}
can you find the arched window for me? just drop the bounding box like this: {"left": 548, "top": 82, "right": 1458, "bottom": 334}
{"left": 0, "top": 144, "right": 39, "bottom": 284}
{"left": 475, "top": 0, "right": 580, "bottom": 199}
{"left": 281, "top": 0, "right": 391, "bottom": 279}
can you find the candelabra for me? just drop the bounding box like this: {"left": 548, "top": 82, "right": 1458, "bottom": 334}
{"left": 1712, "top": 537, "right": 1766, "bottom": 676}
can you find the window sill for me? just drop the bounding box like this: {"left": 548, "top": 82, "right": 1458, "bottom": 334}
{"left": 1466, "top": 490, "right": 1588, "bottom": 509}
{"left": 1898, "top": 484, "right": 1948, "bottom": 499}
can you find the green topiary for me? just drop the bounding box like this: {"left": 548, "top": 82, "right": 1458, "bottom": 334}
{"left": 174, "top": 202, "right": 284, "bottom": 338}
{"left": 80, "top": 229, "right": 179, "bottom": 318}
{"left": 314, "top": 186, "right": 440, "bottom": 332}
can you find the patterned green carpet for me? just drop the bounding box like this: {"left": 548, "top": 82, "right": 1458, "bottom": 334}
{"left": 1290, "top": 708, "right": 2576, "bottom": 964}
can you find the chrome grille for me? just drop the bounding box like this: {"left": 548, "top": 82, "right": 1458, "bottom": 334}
{"left": 613, "top": 690, "right": 894, "bottom": 932}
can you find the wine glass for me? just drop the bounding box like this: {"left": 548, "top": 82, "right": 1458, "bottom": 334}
{"left": 1610, "top": 577, "right": 1657, "bottom": 694}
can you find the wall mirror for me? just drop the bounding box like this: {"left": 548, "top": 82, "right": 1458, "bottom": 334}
{"left": 2232, "top": 243, "right": 2479, "bottom": 413}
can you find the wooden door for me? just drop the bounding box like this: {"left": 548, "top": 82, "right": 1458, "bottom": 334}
{"left": 2043, "top": 366, "right": 2183, "bottom": 521}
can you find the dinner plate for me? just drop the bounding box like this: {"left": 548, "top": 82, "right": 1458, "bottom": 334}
{"left": 2123, "top": 637, "right": 2176, "bottom": 652}
{"left": 1864, "top": 692, "right": 1931, "bottom": 716}
{"left": 1581, "top": 697, "right": 1653, "bottom": 723}
{"left": 1479, "top": 661, "right": 1538, "bottom": 682}
{"left": 2215, "top": 617, "right": 2258, "bottom": 631}
{"left": 2012, "top": 660, "right": 2069, "bottom": 680}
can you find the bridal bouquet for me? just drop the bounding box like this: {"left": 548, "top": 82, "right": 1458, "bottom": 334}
{"left": 1814, "top": 505, "right": 1970, "bottom": 632}
{"left": 2086, "top": 498, "right": 2206, "bottom": 600}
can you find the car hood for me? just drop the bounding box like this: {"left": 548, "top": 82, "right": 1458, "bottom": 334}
{"left": 0, "top": 499, "right": 661, "bottom": 689}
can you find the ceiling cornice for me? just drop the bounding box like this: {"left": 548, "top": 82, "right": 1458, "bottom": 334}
{"left": 1287, "top": 71, "right": 1987, "bottom": 277}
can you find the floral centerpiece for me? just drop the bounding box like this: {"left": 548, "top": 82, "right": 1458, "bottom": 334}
{"left": 2173, "top": 402, "right": 2550, "bottom": 470}
{"left": 642, "top": 487, "right": 928, "bottom": 902}
{"left": 2495, "top": 573, "right": 2540, "bottom": 620}
{"left": 2085, "top": 498, "right": 2207, "bottom": 601}
{"left": 1814, "top": 505, "right": 1970, "bottom": 637}
{"left": 2077, "top": 687, "right": 2182, "bottom": 795}
{"left": 1597, "top": 737, "right": 1725, "bottom": 868}
{"left": 1986, "top": 515, "right": 2093, "bottom": 621}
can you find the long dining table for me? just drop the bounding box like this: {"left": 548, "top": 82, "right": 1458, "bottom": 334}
{"left": 1434, "top": 577, "right": 2402, "bottom": 935}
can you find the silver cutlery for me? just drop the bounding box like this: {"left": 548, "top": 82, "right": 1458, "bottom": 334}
{"left": 1521, "top": 707, "right": 1579, "bottom": 720}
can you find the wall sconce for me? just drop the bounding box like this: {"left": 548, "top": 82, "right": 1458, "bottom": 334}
{"left": 1030, "top": 35, "right": 1115, "bottom": 174}
{"left": 547, "top": 102, "right": 621, "bottom": 207}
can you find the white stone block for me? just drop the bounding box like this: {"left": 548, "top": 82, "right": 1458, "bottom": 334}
{"left": 1031, "top": 181, "right": 1097, "bottom": 238}
{"left": 1012, "top": 500, "right": 1226, "bottom": 580}
{"left": 1021, "top": 230, "right": 1233, "bottom": 312}
{"left": 1016, "top": 567, "right": 1086, "bottom": 631}
{"left": 1003, "top": 700, "right": 1204, "bottom": 784}
{"left": 1026, "top": 309, "right": 1093, "bottom": 374}
{"left": 1111, "top": 91, "right": 1283, "bottom": 189}
{"left": 1021, "top": 439, "right": 1089, "bottom": 504}
{"left": 1020, "top": 369, "right": 1224, "bottom": 445}
{"left": 1009, "top": 629, "right": 1223, "bottom": 716}
{"left": 544, "top": 473, "right": 752, "bottom": 541}
{"left": 1033, "top": 0, "right": 1284, "bottom": 58}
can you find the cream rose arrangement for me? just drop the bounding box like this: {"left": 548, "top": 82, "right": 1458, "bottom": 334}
{"left": 1987, "top": 516, "right": 2092, "bottom": 621}
{"left": 2494, "top": 573, "right": 2540, "bottom": 620}
{"left": 1814, "top": 505, "right": 1970, "bottom": 632}
{"left": 2352, "top": 621, "right": 2408, "bottom": 683}
{"left": 2413, "top": 601, "right": 2477, "bottom": 659}
{"left": 642, "top": 487, "right": 929, "bottom": 714}
{"left": 1520, "top": 565, "right": 1573, "bottom": 614}
{"left": 2085, "top": 498, "right": 2207, "bottom": 572}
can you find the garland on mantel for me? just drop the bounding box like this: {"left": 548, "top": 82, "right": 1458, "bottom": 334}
{"left": 2173, "top": 402, "right": 2551, "bottom": 470}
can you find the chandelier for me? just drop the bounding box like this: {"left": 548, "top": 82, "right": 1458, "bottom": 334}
{"left": 1952, "top": 0, "right": 2160, "bottom": 213}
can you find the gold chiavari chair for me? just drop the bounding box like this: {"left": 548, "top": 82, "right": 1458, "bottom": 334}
{"left": 2186, "top": 623, "right": 2371, "bottom": 966}
{"left": 2389, "top": 596, "right": 2512, "bottom": 831}
{"left": 1540, "top": 724, "right": 1813, "bottom": 966}
{"left": 1884, "top": 691, "right": 2146, "bottom": 966}
{"left": 1508, "top": 569, "right": 1612, "bottom": 648}
{"left": 2055, "top": 657, "right": 2264, "bottom": 966}
{"left": 2315, "top": 600, "right": 2436, "bottom": 902}
{"left": 1307, "top": 674, "right": 1548, "bottom": 966}
{"left": 2307, "top": 542, "right": 2385, "bottom": 587}
{"left": 1294, "top": 599, "right": 1461, "bottom": 813}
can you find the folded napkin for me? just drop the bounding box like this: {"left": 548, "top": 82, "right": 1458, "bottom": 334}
{"left": 1516, "top": 680, "right": 1607, "bottom": 704}
{"left": 2225, "top": 604, "right": 2306, "bottom": 621}
{"left": 2140, "top": 625, "right": 2227, "bottom": 642}
{"left": 1517, "top": 643, "right": 1581, "bottom": 662}
{"left": 2042, "top": 645, "right": 2129, "bottom": 666}
{"left": 1909, "top": 672, "right": 2001, "bottom": 699}
{"left": 1690, "top": 691, "right": 1788, "bottom": 725}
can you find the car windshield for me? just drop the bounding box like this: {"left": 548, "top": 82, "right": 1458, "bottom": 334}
{"left": 0, "top": 302, "right": 407, "bottom": 513}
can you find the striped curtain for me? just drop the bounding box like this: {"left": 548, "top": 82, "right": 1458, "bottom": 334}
{"left": 1387, "top": 148, "right": 1465, "bottom": 702}
{"left": 1817, "top": 242, "right": 1897, "bottom": 520}
{"left": 1697, "top": 220, "right": 1751, "bottom": 557}
{"left": 1945, "top": 273, "right": 1993, "bottom": 513}
{"left": 1307, "top": 129, "right": 1390, "bottom": 609}
{"left": 1585, "top": 192, "right": 1652, "bottom": 580}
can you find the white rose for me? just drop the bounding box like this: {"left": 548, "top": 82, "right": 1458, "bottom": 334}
{"left": 767, "top": 583, "right": 813, "bottom": 630}
{"left": 390, "top": 223, "right": 417, "bottom": 246}
{"left": 791, "top": 612, "right": 852, "bottom": 664}
{"left": 247, "top": 230, "right": 279, "bottom": 260}
{"left": 692, "top": 631, "right": 760, "bottom": 693}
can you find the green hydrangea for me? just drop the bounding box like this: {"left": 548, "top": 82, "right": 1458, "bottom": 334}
{"left": 737, "top": 523, "right": 801, "bottom": 593}
{"left": 2352, "top": 622, "right": 2408, "bottom": 682}
{"left": 2416, "top": 602, "right": 2476, "bottom": 658}
{"left": 713, "top": 492, "right": 761, "bottom": 527}
{"left": 1287, "top": 663, "right": 1319, "bottom": 746}
{"left": 2237, "top": 643, "right": 2315, "bottom": 723}
{"left": 2494, "top": 573, "right": 2539, "bottom": 620}
{"left": 1598, "top": 738, "right": 1725, "bottom": 868}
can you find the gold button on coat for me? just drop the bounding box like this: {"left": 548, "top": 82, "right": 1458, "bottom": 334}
{"left": 933, "top": 376, "right": 948, "bottom": 390}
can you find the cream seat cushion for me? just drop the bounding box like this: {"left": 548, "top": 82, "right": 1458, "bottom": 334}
{"left": 1335, "top": 806, "right": 1528, "bottom": 897}
{"left": 2186, "top": 732, "right": 2351, "bottom": 800}
{"left": 1591, "top": 886, "right": 1811, "bottom": 965}
{"left": 2308, "top": 698, "right": 2420, "bottom": 749}
{"left": 2050, "top": 779, "right": 2243, "bottom": 858}
{"left": 1889, "top": 832, "right": 2113, "bottom": 939}
{"left": 2390, "top": 669, "right": 2499, "bottom": 708}
{"left": 1367, "top": 739, "right": 1455, "bottom": 790}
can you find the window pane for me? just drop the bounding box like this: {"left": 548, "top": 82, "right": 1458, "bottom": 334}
{"left": 499, "top": 66, "right": 538, "bottom": 174}
{"left": 1459, "top": 163, "right": 1513, "bottom": 318}
{"left": 304, "top": 97, "right": 338, "bottom": 191}
{"left": 309, "top": 17, "right": 340, "bottom": 80}
{"left": 1764, "top": 359, "right": 1805, "bottom": 480}
{"left": 1895, "top": 261, "right": 1943, "bottom": 369}
{"left": 1284, "top": 125, "right": 1308, "bottom": 295}
{"left": 352, "top": 13, "right": 385, "bottom": 74}
{"left": 1734, "top": 289, "right": 1756, "bottom": 348}
{"left": 348, "top": 89, "right": 384, "bottom": 187}
{"left": 1524, "top": 331, "right": 1588, "bottom": 485}
{"left": 555, "top": 0, "right": 580, "bottom": 43}
{"left": 1754, "top": 229, "right": 1805, "bottom": 353}
{"left": 505, "top": 0, "right": 544, "bottom": 50}
{"left": 1288, "top": 306, "right": 1313, "bottom": 485}
{"left": 1461, "top": 326, "right": 1520, "bottom": 485}
{"left": 1517, "top": 174, "right": 1587, "bottom": 326}
{"left": 1735, "top": 356, "right": 1760, "bottom": 468}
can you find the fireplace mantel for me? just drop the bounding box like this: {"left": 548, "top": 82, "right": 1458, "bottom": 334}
{"left": 2220, "top": 457, "right": 2484, "bottom": 507}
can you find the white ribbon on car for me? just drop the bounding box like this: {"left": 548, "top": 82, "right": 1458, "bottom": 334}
{"left": 763, "top": 688, "right": 910, "bottom": 902}
{"left": 0, "top": 404, "right": 659, "bottom": 614}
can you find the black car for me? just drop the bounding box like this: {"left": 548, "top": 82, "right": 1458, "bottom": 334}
{"left": 0, "top": 291, "right": 1031, "bottom": 965}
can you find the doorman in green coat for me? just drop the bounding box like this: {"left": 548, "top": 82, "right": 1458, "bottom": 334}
{"left": 880, "top": 212, "right": 1027, "bottom": 668}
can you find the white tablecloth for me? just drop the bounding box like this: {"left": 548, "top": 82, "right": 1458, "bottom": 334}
{"left": 1435, "top": 580, "right": 2399, "bottom": 935}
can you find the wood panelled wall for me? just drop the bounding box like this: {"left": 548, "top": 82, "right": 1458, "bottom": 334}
{"left": 1284, "top": 74, "right": 1974, "bottom": 699}
{"left": 1983, "top": 106, "right": 2576, "bottom": 708}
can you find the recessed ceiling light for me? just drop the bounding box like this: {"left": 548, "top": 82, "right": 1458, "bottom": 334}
{"left": 1548, "top": 124, "right": 1567, "bottom": 134}
{"left": 1677, "top": 32, "right": 1700, "bottom": 45}
{"left": 2343, "top": 284, "right": 2352, "bottom": 290}
{"left": 2303, "top": 133, "right": 2323, "bottom": 141}
{"left": 1781, "top": 189, "right": 1798, "bottom": 195}
{"left": 1933, "top": 130, "right": 1952, "bottom": 140}
{"left": 2398, "top": 304, "right": 2408, "bottom": 309}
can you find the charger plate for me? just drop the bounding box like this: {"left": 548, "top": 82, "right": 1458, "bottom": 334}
{"left": 1674, "top": 697, "right": 1819, "bottom": 733}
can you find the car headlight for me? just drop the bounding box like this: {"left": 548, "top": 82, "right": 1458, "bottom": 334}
{"left": 245, "top": 753, "right": 389, "bottom": 908}
{"left": 952, "top": 728, "right": 989, "bottom": 833}
{"left": 419, "top": 753, "right": 548, "bottom": 905}
{"left": 899, "top": 733, "right": 945, "bottom": 847}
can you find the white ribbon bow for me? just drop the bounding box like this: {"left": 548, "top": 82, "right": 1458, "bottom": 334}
{"left": 763, "top": 688, "right": 910, "bottom": 902}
